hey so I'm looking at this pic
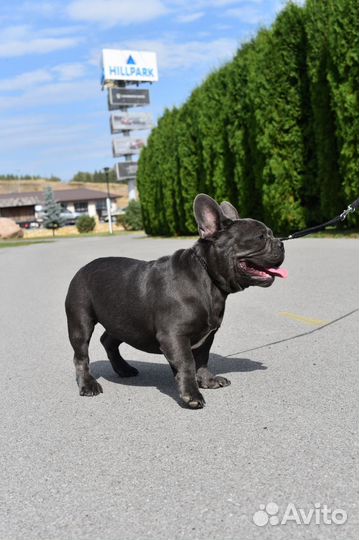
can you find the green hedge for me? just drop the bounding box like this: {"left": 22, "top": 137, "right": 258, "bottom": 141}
{"left": 138, "top": 0, "right": 359, "bottom": 235}
{"left": 124, "top": 200, "right": 143, "bottom": 230}
{"left": 76, "top": 215, "right": 96, "bottom": 233}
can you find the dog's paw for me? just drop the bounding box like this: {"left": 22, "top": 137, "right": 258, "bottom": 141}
{"left": 79, "top": 378, "right": 103, "bottom": 397}
{"left": 181, "top": 390, "right": 206, "bottom": 409}
{"left": 198, "top": 374, "right": 231, "bottom": 389}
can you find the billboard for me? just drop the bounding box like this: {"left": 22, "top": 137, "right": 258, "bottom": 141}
{"left": 112, "top": 138, "right": 145, "bottom": 157}
{"left": 101, "top": 49, "right": 158, "bottom": 86}
{"left": 111, "top": 112, "right": 153, "bottom": 133}
{"left": 108, "top": 88, "right": 150, "bottom": 109}
{"left": 115, "top": 162, "right": 139, "bottom": 181}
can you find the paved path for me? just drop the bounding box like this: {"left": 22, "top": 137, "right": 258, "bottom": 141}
{"left": 0, "top": 235, "right": 358, "bottom": 540}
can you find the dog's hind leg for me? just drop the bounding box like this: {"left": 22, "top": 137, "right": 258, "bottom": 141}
{"left": 66, "top": 303, "right": 103, "bottom": 396}
{"left": 100, "top": 331, "right": 139, "bottom": 377}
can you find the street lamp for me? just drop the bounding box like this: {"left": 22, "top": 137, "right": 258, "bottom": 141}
{"left": 103, "top": 167, "right": 113, "bottom": 234}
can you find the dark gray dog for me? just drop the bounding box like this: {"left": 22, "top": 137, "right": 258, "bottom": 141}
{"left": 65, "top": 194, "right": 286, "bottom": 408}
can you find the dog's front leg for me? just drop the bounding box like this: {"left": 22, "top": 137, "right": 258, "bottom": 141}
{"left": 159, "top": 335, "right": 205, "bottom": 409}
{"left": 194, "top": 334, "right": 231, "bottom": 389}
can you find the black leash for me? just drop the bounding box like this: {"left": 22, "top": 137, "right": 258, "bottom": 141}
{"left": 280, "top": 197, "right": 359, "bottom": 241}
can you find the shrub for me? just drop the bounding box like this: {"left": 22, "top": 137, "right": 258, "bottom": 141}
{"left": 116, "top": 214, "right": 128, "bottom": 229}
{"left": 76, "top": 215, "right": 96, "bottom": 233}
{"left": 123, "top": 200, "right": 143, "bottom": 230}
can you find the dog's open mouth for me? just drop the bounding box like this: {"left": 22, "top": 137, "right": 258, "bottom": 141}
{"left": 238, "top": 261, "right": 288, "bottom": 280}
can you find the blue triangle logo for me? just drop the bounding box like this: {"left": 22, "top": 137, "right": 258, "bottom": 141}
{"left": 127, "top": 55, "right": 136, "bottom": 65}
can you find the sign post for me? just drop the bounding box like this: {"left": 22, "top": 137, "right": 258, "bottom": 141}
{"left": 101, "top": 50, "right": 158, "bottom": 87}
{"left": 103, "top": 167, "right": 113, "bottom": 234}
{"left": 101, "top": 49, "right": 158, "bottom": 202}
{"left": 110, "top": 112, "right": 153, "bottom": 133}
{"left": 108, "top": 88, "right": 150, "bottom": 109}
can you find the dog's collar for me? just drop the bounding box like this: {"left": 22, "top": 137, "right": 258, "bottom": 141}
{"left": 189, "top": 248, "right": 241, "bottom": 295}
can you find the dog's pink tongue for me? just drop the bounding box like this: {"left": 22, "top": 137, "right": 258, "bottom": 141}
{"left": 267, "top": 267, "right": 288, "bottom": 279}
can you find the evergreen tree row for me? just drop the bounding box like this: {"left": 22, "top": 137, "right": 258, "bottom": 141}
{"left": 137, "top": 0, "right": 359, "bottom": 235}
{"left": 0, "top": 174, "right": 61, "bottom": 182}
{"left": 70, "top": 169, "right": 117, "bottom": 183}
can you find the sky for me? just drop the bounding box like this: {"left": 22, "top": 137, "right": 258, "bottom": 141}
{"left": 0, "top": 0, "right": 295, "bottom": 181}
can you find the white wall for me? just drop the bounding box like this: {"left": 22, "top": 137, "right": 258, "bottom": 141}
{"left": 63, "top": 200, "right": 117, "bottom": 216}
{"left": 88, "top": 202, "right": 97, "bottom": 217}
{"left": 66, "top": 203, "right": 75, "bottom": 213}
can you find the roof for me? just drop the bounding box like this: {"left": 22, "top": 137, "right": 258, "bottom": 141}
{"left": 0, "top": 188, "right": 118, "bottom": 208}
{"left": 0, "top": 195, "right": 40, "bottom": 208}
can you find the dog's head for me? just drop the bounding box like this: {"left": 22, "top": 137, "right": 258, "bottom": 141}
{"left": 193, "top": 194, "right": 287, "bottom": 292}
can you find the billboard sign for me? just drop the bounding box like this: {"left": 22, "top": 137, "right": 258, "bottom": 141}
{"left": 108, "top": 88, "right": 150, "bottom": 109}
{"left": 112, "top": 138, "right": 145, "bottom": 157}
{"left": 111, "top": 112, "right": 153, "bottom": 133}
{"left": 115, "top": 162, "right": 139, "bottom": 181}
{"left": 101, "top": 49, "right": 158, "bottom": 86}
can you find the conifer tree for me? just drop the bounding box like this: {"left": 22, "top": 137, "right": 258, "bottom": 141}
{"left": 43, "top": 187, "right": 65, "bottom": 236}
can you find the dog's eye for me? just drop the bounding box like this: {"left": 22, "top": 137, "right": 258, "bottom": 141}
{"left": 259, "top": 234, "right": 265, "bottom": 240}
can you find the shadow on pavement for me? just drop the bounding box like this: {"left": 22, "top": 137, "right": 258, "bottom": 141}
{"left": 91, "top": 354, "right": 267, "bottom": 405}
{"left": 209, "top": 354, "right": 267, "bottom": 374}
{"left": 225, "top": 308, "right": 358, "bottom": 357}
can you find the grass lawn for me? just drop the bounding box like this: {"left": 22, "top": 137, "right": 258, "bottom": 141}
{"left": 24, "top": 230, "right": 144, "bottom": 240}
{"left": 0, "top": 239, "right": 54, "bottom": 249}
{"left": 0, "top": 230, "right": 144, "bottom": 248}
{"left": 1, "top": 227, "right": 356, "bottom": 249}
{"left": 144, "top": 228, "right": 358, "bottom": 240}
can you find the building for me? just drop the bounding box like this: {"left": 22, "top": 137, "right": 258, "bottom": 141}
{"left": 0, "top": 188, "right": 119, "bottom": 225}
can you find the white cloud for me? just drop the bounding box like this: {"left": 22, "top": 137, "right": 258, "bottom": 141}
{"left": 52, "top": 63, "right": 87, "bottom": 81}
{"left": 225, "top": 5, "right": 264, "bottom": 24}
{"left": 1, "top": 25, "right": 28, "bottom": 40}
{"left": 110, "top": 37, "right": 238, "bottom": 72}
{"left": 18, "top": 1, "right": 61, "bottom": 17}
{"left": 167, "top": 0, "right": 262, "bottom": 7}
{"left": 0, "top": 25, "right": 82, "bottom": 57}
{"left": 0, "top": 113, "right": 111, "bottom": 180}
{"left": 0, "top": 37, "right": 81, "bottom": 57}
{"left": 38, "top": 25, "right": 86, "bottom": 36}
{"left": 0, "top": 70, "right": 52, "bottom": 92}
{"left": 210, "top": 0, "right": 262, "bottom": 5}
{"left": 0, "top": 115, "right": 93, "bottom": 147}
{"left": 176, "top": 12, "right": 205, "bottom": 23}
{"left": 113, "top": 0, "right": 285, "bottom": 28}
{"left": 0, "top": 79, "right": 100, "bottom": 110}
{"left": 223, "top": 1, "right": 285, "bottom": 25}
{"left": 0, "top": 63, "right": 87, "bottom": 92}
{"left": 67, "top": 0, "right": 168, "bottom": 26}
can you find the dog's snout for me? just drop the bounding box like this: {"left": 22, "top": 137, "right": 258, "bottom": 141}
{"left": 278, "top": 240, "right": 284, "bottom": 251}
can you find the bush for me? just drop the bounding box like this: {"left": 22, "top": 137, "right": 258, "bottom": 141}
{"left": 76, "top": 215, "right": 96, "bottom": 233}
{"left": 123, "top": 200, "right": 143, "bottom": 230}
{"left": 116, "top": 214, "right": 128, "bottom": 229}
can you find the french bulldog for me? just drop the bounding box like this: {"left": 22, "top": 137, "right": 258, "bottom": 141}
{"left": 65, "top": 194, "right": 286, "bottom": 408}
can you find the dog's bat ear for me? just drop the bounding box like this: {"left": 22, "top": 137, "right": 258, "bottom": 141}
{"left": 193, "top": 194, "right": 222, "bottom": 239}
{"left": 220, "top": 201, "right": 240, "bottom": 221}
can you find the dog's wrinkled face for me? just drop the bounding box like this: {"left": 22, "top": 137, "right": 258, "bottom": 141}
{"left": 194, "top": 194, "right": 286, "bottom": 291}
{"left": 218, "top": 218, "right": 286, "bottom": 288}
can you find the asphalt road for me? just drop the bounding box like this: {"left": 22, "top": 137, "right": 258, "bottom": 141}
{"left": 0, "top": 234, "right": 358, "bottom": 540}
